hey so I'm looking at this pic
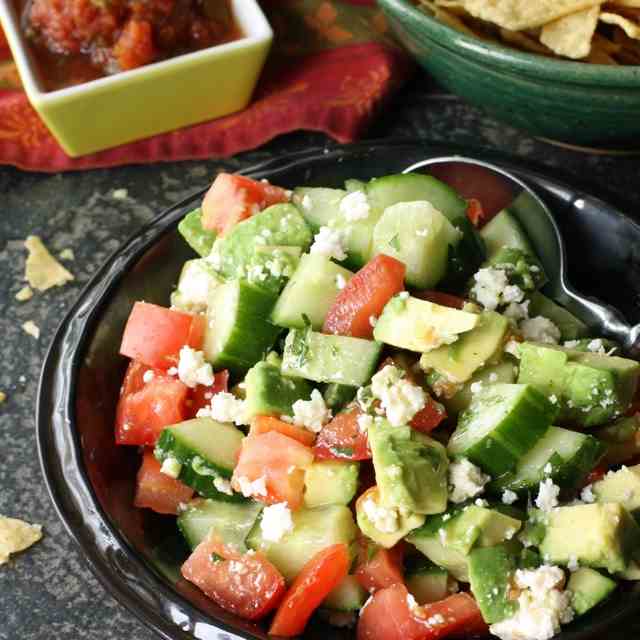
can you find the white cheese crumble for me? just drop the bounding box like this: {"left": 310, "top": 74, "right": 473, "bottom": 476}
{"left": 587, "top": 338, "right": 606, "bottom": 354}
{"left": 310, "top": 226, "right": 347, "bottom": 261}
{"left": 198, "top": 392, "right": 247, "bottom": 425}
{"left": 292, "top": 389, "right": 331, "bottom": 433}
{"left": 142, "top": 370, "right": 155, "bottom": 384}
{"left": 535, "top": 478, "right": 560, "bottom": 512}
{"left": 213, "top": 477, "right": 234, "bottom": 496}
{"left": 470, "top": 381, "right": 483, "bottom": 394}
{"left": 521, "top": 317, "right": 561, "bottom": 345}
{"left": 160, "top": 457, "right": 182, "bottom": 479}
{"left": 563, "top": 340, "right": 580, "bottom": 349}
{"left": 335, "top": 273, "right": 347, "bottom": 290}
{"left": 370, "top": 365, "right": 426, "bottom": 427}
{"left": 502, "top": 489, "right": 518, "bottom": 505}
{"left": 369, "top": 315, "right": 378, "bottom": 328}
{"left": 300, "top": 194, "right": 313, "bottom": 211}
{"left": 504, "top": 300, "right": 530, "bottom": 322}
{"left": 490, "top": 565, "right": 573, "bottom": 640}
{"left": 177, "top": 346, "right": 214, "bottom": 389}
{"left": 357, "top": 413, "right": 373, "bottom": 433}
{"left": 580, "top": 484, "right": 595, "bottom": 503}
{"left": 567, "top": 555, "right": 579, "bottom": 572}
{"left": 236, "top": 475, "right": 267, "bottom": 498}
{"left": 340, "top": 190, "right": 370, "bottom": 221}
{"left": 470, "top": 267, "right": 509, "bottom": 311}
{"left": 260, "top": 503, "right": 294, "bottom": 542}
{"left": 448, "top": 458, "right": 490, "bottom": 503}
{"left": 362, "top": 496, "right": 400, "bottom": 534}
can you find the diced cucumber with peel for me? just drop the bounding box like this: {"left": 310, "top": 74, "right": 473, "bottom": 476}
{"left": 177, "top": 498, "right": 262, "bottom": 551}
{"left": 480, "top": 209, "right": 535, "bottom": 260}
{"left": 528, "top": 292, "right": 588, "bottom": 341}
{"left": 246, "top": 505, "right": 357, "bottom": 582}
{"left": 323, "top": 383, "right": 357, "bottom": 413}
{"left": 304, "top": 460, "right": 359, "bottom": 509}
{"left": 203, "top": 280, "right": 281, "bottom": 375}
{"left": 270, "top": 254, "right": 354, "bottom": 330}
{"left": 178, "top": 208, "right": 217, "bottom": 257}
{"left": 323, "top": 575, "right": 367, "bottom": 611}
{"left": 292, "top": 187, "right": 345, "bottom": 232}
{"left": 448, "top": 384, "right": 557, "bottom": 476}
{"left": 406, "top": 564, "right": 449, "bottom": 605}
{"left": 568, "top": 567, "right": 617, "bottom": 616}
{"left": 282, "top": 328, "right": 382, "bottom": 387}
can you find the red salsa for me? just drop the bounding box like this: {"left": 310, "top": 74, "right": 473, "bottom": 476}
{"left": 16, "top": 0, "right": 242, "bottom": 91}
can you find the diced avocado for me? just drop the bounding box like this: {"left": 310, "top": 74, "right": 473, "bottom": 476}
{"left": 517, "top": 342, "right": 568, "bottom": 399}
{"left": 442, "top": 361, "right": 516, "bottom": 416}
{"left": 323, "top": 575, "right": 367, "bottom": 611}
{"left": 486, "top": 246, "right": 546, "bottom": 291}
{"left": 420, "top": 311, "right": 509, "bottom": 385}
{"left": 243, "top": 245, "right": 302, "bottom": 294}
{"left": 540, "top": 503, "right": 640, "bottom": 573}
{"left": 448, "top": 383, "right": 556, "bottom": 477}
{"left": 374, "top": 295, "right": 479, "bottom": 353}
{"left": 357, "top": 486, "right": 425, "bottom": 548}
{"left": 282, "top": 327, "right": 382, "bottom": 387}
{"left": 178, "top": 208, "right": 217, "bottom": 257}
{"left": 304, "top": 460, "right": 360, "bottom": 509}
{"left": 568, "top": 567, "right": 617, "bottom": 616}
{"left": 480, "top": 209, "right": 536, "bottom": 259}
{"left": 244, "top": 360, "right": 312, "bottom": 420}
{"left": 528, "top": 292, "right": 588, "bottom": 341}
{"left": 323, "top": 383, "right": 357, "bottom": 413}
{"left": 468, "top": 544, "right": 518, "bottom": 623}
{"left": 593, "top": 464, "right": 640, "bottom": 520}
{"left": 209, "top": 203, "right": 312, "bottom": 283}
{"left": 270, "top": 254, "right": 354, "bottom": 330}
{"left": 598, "top": 414, "right": 640, "bottom": 466}
{"left": 170, "top": 258, "right": 222, "bottom": 313}
{"left": 406, "top": 562, "right": 449, "bottom": 605}
{"left": 368, "top": 419, "right": 448, "bottom": 515}
{"left": 246, "top": 504, "right": 357, "bottom": 582}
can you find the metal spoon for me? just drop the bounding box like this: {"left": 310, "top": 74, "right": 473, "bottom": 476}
{"left": 404, "top": 156, "right": 640, "bottom": 357}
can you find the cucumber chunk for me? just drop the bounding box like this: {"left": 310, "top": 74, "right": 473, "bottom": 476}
{"left": 568, "top": 567, "right": 616, "bottom": 616}
{"left": 178, "top": 208, "right": 217, "bottom": 257}
{"left": 448, "top": 383, "right": 557, "bottom": 476}
{"left": 480, "top": 209, "right": 535, "bottom": 259}
{"left": 304, "top": 460, "right": 359, "bottom": 509}
{"left": 528, "top": 291, "right": 588, "bottom": 341}
{"left": 406, "top": 563, "right": 449, "bottom": 605}
{"left": 246, "top": 504, "right": 357, "bottom": 582}
{"left": 282, "top": 327, "right": 382, "bottom": 387}
{"left": 270, "top": 254, "right": 354, "bottom": 330}
{"left": 323, "top": 383, "right": 357, "bottom": 413}
{"left": 203, "top": 280, "right": 281, "bottom": 375}
{"left": 177, "top": 498, "right": 262, "bottom": 550}
{"left": 323, "top": 575, "right": 367, "bottom": 611}
{"left": 292, "top": 187, "right": 345, "bottom": 232}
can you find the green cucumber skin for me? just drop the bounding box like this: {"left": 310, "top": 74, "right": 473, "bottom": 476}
{"left": 178, "top": 464, "right": 246, "bottom": 502}
{"left": 439, "top": 216, "right": 486, "bottom": 293}
{"left": 178, "top": 208, "right": 217, "bottom": 257}
{"left": 323, "top": 383, "right": 357, "bottom": 413}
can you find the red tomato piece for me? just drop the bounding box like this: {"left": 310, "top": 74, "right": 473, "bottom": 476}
{"left": 249, "top": 415, "right": 316, "bottom": 447}
{"left": 115, "top": 360, "right": 189, "bottom": 446}
{"left": 186, "top": 370, "right": 229, "bottom": 418}
{"left": 323, "top": 254, "right": 406, "bottom": 339}
{"left": 201, "top": 173, "right": 289, "bottom": 236}
{"left": 355, "top": 538, "right": 404, "bottom": 593}
{"left": 232, "top": 431, "right": 314, "bottom": 509}
{"left": 119, "top": 302, "right": 205, "bottom": 369}
{"left": 113, "top": 19, "right": 156, "bottom": 71}
{"left": 358, "top": 584, "right": 486, "bottom": 640}
{"left": 270, "top": 543, "right": 350, "bottom": 637}
{"left": 134, "top": 449, "right": 194, "bottom": 515}
{"left": 181, "top": 537, "right": 286, "bottom": 621}
{"left": 413, "top": 290, "right": 467, "bottom": 310}
{"left": 466, "top": 198, "right": 485, "bottom": 228}
{"left": 410, "top": 397, "right": 447, "bottom": 434}
{"left": 314, "top": 407, "right": 371, "bottom": 461}
{"left": 581, "top": 465, "right": 607, "bottom": 488}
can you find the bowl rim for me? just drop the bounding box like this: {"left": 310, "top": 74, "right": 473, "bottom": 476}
{"left": 36, "top": 139, "right": 640, "bottom": 640}
{"left": 0, "top": 0, "right": 273, "bottom": 104}
{"left": 379, "top": 0, "right": 640, "bottom": 86}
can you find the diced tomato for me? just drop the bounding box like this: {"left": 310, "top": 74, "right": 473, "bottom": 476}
{"left": 323, "top": 254, "right": 406, "bottom": 339}
{"left": 358, "top": 584, "right": 486, "bottom": 640}
{"left": 410, "top": 397, "right": 447, "bottom": 434}
{"left": 413, "top": 290, "right": 466, "bottom": 310}
{"left": 201, "top": 173, "right": 289, "bottom": 236}
{"left": 181, "top": 537, "right": 285, "bottom": 621}
{"left": 119, "top": 302, "right": 205, "bottom": 369}
{"left": 232, "top": 431, "right": 314, "bottom": 509}
{"left": 134, "top": 449, "right": 194, "bottom": 515}
{"left": 249, "top": 415, "right": 316, "bottom": 447}
{"left": 314, "top": 407, "right": 371, "bottom": 461}
{"left": 113, "top": 19, "right": 156, "bottom": 71}
{"left": 186, "top": 370, "right": 229, "bottom": 418}
{"left": 466, "top": 198, "right": 485, "bottom": 228}
{"left": 115, "top": 360, "right": 189, "bottom": 446}
{"left": 270, "top": 543, "right": 350, "bottom": 637}
{"left": 355, "top": 539, "right": 404, "bottom": 593}
{"left": 581, "top": 465, "right": 607, "bottom": 488}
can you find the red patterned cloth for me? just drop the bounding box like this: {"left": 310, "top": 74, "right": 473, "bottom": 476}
{"left": 0, "top": 1, "right": 413, "bottom": 171}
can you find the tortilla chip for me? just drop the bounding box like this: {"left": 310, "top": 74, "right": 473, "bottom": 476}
{"left": 22, "top": 321, "right": 40, "bottom": 340}
{"left": 0, "top": 391, "right": 5, "bottom": 404}
{"left": 24, "top": 235, "right": 74, "bottom": 292}
{"left": 0, "top": 516, "right": 42, "bottom": 564}
{"left": 540, "top": 6, "right": 601, "bottom": 58}
{"left": 600, "top": 10, "right": 640, "bottom": 37}
{"left": 419, "top": 0, "right": 479, "bottom": 34}
{"left": 461, "top": 0, "right": 603, "bottom": 30}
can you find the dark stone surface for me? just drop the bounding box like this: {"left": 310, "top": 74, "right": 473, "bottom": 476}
{"left": 1, "top": 78, "right": 640, "bottom": 639}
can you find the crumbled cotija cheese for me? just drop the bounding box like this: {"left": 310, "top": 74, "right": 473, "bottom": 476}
{"left": 535, "top": 478, "right": 561, "bottom": 512}
{"left": 200, "top": 392, "right": 247, "bottom": 425}
{"left": 370, "top": 365, "right": 426, "bottom": 427}
{"left": 502, "top": 489, "right": 519, "bottom": 505}
{"left": 448, "top": 458, "right": 490, "bottom": 503}
{"left": 213, "top": 477, "right": 234, "bottom": 496}
{"left": 236, "top": 475, "right": 268, "bottom": 498}
{"left": 310, "top": 227, "right": 347, "bottom": 261}
{"left": 177, "top": 346, "right": 214, "bottom": 388}
{"left": 339, "top": 191, "right": 370, "bottom": 222}
{"left": 470, "top": 267, "right": 509, "bottom": 311}
{"left": 521, "top": 317, "right": 561, "bottom": 344}
{"left": 292, "top": 389, "right": 332, "bottom": 433}
{"left": 260, "top": 503, "right": 294, "bottom": 542}
{"left": 362, "top": 496, "right": 400, "bottom": 534}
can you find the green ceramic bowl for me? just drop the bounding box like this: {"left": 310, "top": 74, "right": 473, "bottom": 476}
{"left": 378, "top": 0, "right": 640, "bottom": 149}
{"left": 0, "top": 0, "right": 272, "bottom": 157}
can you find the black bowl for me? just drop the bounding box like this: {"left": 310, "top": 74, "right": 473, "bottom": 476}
{"left": 37, "top": 140, "right": 640, "bottom": 640}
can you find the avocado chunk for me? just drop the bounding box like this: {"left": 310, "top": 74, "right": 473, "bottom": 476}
{"left": 374, "top": 295, "right": 479, "bottom": 354}
{"left": 323, "top": 575, "right": 368, "bottom": 612}
{"left": 593, "top": 464, "right": 640, "bottom": 520}
{"left": 356, "top": 486, "right": 425, "bottom": 548}
{"left": 178, "top": 208, "right": 217, "bottom": 257}
{"left": 368, "top": 419, "right": 448, "bottom": 515}
{"left": 323, "top": 383, "right": 357, "bottom": 413}
{"left": 567, "top": 567, "right": 617, "bottom": 616}
{"left": 244, "top": 360, "right": 312, "bottom": 420}
{"left": 487, "top": 246, "right": 546, "bottom": 291}
{"left": 420, "top": 311, "right": 509, "bottom": 385}
{"left": 539, "top": 503, "right": 640, "bottom": 573}
{"left": 598, "top": 414, "right": 640, "bottom": 466}
{"left": 468, "top": 544, "right": 519, "bottom": 623}
{"left": 304, "top": 460, "right": 359, "bottom": 509}
{"left": 528, "top": 291, "right": 588, "bottom": 341}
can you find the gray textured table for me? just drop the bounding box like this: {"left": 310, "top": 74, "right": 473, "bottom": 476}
{"left": 2, "top": 78, "right": 640, "bottom": 639}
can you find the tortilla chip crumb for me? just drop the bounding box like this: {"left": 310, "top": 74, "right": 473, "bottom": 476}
{"left": 22, "top": 320, "right": 40, "bottom": 340}
{"left": 112, "top": 188, "right": 128, "bottom": 200}
{"left": 25, "top": 235, "right": 74, "bottom": 292}
{"left": 0, "top": 516, "right": 43, "bottom": 564}
{"left": 0, "top": 392, "right": 5, "bottom": 404}
{"left": 58, "top": 248, "right": 75, "bottom": 261}
{"left": 15, "top": 286, "right": 34, "bottom": 302}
